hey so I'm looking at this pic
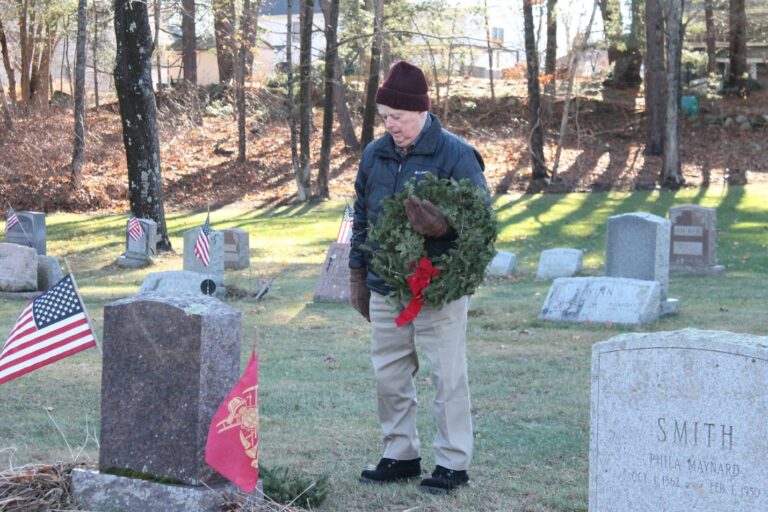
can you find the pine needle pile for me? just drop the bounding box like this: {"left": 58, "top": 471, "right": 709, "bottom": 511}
{"left": 0, "top": 463, "right": 83, "bottom": 511}
{"left": 368, "top": 174, "right": 498, "bottom": 306}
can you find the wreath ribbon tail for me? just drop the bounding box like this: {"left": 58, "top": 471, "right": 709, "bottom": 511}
{"left": 395, "top": 257, "right": 440, "bottom": 327}
{"left": 395, "top": 299, "right": 423, "bottom": 327}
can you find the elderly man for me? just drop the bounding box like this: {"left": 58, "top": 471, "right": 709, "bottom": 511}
{"left": 348, "top": 60, "right": 489, "bottom": 494}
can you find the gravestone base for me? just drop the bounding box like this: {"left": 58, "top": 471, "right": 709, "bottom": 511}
{"left": 71, "top": 468, "right": 264, "bottom": 512}
{"left": 0, "top": 290, "right": 42, "bottom": 300}
{"left": 670, "top": 263, "right": 725, "bottom": 275}
{"left": 660, "top": 298, "right": 679, "bottom": 316}
{"left": 116, "top": 254, "right": 154, "bottom": 269}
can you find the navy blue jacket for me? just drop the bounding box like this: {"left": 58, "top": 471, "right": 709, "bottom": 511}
{"left": 350, "top": 113, "right": 488, "bottom": 295}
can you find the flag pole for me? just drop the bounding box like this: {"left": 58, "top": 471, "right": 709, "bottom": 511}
{"left": 5, "top": 200, "right": 33, "bottom": 247}
{"left": 63, "top": 258, "right": 103, "bottom": 356}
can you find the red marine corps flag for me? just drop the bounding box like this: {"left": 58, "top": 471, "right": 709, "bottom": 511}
{"left": 205, "top": 351, "right": 260, "bottom": 492}
{"left": 0, "top": 274, "right": 98, "bottom": 385}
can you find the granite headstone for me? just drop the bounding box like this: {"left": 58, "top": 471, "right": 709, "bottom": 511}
{"left": 590, "top": 328, "right": 768, "bottom": 511}
{"left": 183, "top": 228, "right": 225, "bottom": 284}
{"left": 222, "top": 228, "right": 250, "bottom": 270}
{"left": 313, "top": 242, "right": 351, "bottom": 303}
{"left": 5, "top": 211, "right": 46, "bottom": 255}
{"left": 99, "top": 293, "right": 241, "bottom": 485}
{"left": 668, "top": 205, "right": 724, "bottom": 274}
{"left": 117, "top": 218, "right": 157, "bottom": 268}
{"left": 139, "top": 270, "right": 226, "bottom": 298}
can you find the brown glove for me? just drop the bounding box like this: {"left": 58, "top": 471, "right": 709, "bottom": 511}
{"left": 349, "top": 267, "right": 371, "bottom": 322}
{"left": 404, "top": 196, "right": 449, "bottom": 237}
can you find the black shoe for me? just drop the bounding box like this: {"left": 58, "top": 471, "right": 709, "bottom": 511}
{"left": 420, "top": 465, "right": 469, "bottom": 493}
{"left": 359, "top": 457, "right": 422, "bottom": 483}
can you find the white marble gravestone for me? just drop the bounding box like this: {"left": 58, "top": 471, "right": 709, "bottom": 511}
{"left": 486, "top": 250, "right": 516, "bottom": 276}
{"left": 590, "top": 328, "right": 768, "bottom": 511}
{"left": 536, "top": 248, "right": 583, "bottom": 279}
{"left": 540, "top": 276, "right": 661, "bottom": 325}
{"left": 183, "top": 228, "right": 225, "bottom": 285}
{"left": 117, "top": 218, "right": 157, "bottom": 268}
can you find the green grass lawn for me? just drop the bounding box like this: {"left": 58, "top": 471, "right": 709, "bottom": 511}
{"left": 2, "top": 183, "right": 767, "bottom": 511}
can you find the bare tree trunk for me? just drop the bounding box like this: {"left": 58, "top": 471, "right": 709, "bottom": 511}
{"left": 317, "top": 0, "right": 339, "bottom": 199}
{"left": 704, "top": 0, "right": 717, "bottom": 74}
{"left": 727, "top": 0, "right": 748, "bottom": 97}
{"left": 408, "top": 12, "right": 440, "bottom": 108}
{"left": 298, "top": 0, "right": 314, "bottom": 196}
{"left": 72, "top": 0, "right": 87, "bottom": 189}
{"left": 33, "top": 24, "right": 54, "bottom": 112}
{"left": 523, "top": 0, "right": 547, "bottom": 180}
{"left": 0, "top": 74, "right": 12, "bottom": 129}
{"left": 237, "top": 0, "right": 255, "bottom": 164}
{"left": 213, "top": 0, "right": 236, "bottom": 83}
{"left": 19, "top": 0, "right": 31, "bottom": 104}
{"left": 661, "top": 0, "right": 685, "bottom": 187}
{"left": 181, "top": 0, "right": 197, "bottom": 84}
{"left": 544, "top": 0, "right": 557, "bottom": 100}
{"left": 1, "top": 19, "right": 17, "bottom": 105}
{"left": 114, "top": 0, "right": 171, "bottom": 250}
{"left": 155, "top": 0, "right": 162, "bottom": 88}
{"left": 483, "top": 0, "right": 496, "bottom": 106}
{"left": 644, "top": 0, "right": 666, "bottom": 156}
{"left": 286, "top": 0, "right": 306, "bottom": 201}
{"left": 360, "top": 0, "right": 383, "bottom": 150}
{"left": 333, "top": 54, "right": 359, "bottom": 150}
{"left": 550, "top": 0, "right": 598, "bottom": 180}
{"left": 92, "top": 5, "right": 99, "bottom": 108}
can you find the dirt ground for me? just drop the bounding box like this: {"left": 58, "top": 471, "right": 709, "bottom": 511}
{"left": 0, "top": 81, "right": 766, "bottom": 213}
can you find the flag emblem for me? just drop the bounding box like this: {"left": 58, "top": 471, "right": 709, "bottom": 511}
{"left": 0, "top": 275, "right": 97, "bottom": 385}
{"left": 336, "top": 204, "right": 353, "bottom": 244}
{"left": 205, "top": 352, "right": 260, "bottom": 492}
{"left": 194, "top": 213, "right": 211, "bottom": 266}
{"left": 5, "top": 207, "right": 19, "bottom": 233}
{"left": 127, "top": 216, "right": 144, "bottom": 241}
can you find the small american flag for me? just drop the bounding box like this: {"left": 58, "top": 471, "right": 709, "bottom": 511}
{"left": 5, "top": 207, "right": 19, "bottom": 233}
{"left": 194, "top": 212, "right": 211, "bottom": 266}
{"left": 0, "top": 274, "right": 97, "bottom": 385}
{"left": 336, "top": 204, "right": 354, "bottom": 244}
{"left": 127, "top": 216, "right": 144, "bottom": 241}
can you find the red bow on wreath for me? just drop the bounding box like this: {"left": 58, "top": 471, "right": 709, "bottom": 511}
{"left": 395, "top": 257, "right": 441, "bottom": 327}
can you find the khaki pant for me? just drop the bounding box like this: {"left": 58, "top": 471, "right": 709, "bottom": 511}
{"left": 369, "top": 292, "right": 473, "bottom": 471}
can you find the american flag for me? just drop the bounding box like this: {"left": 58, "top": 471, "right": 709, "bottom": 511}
{"left": 5, "top": 207, "right": 19, "bottom": 233}
{"left": 0, "top": 274, "right": 97, "bottom": 385}
{"left": 127, "top": 216, "right": 144, "bottom": 241}
{"left": 336, "top": 204, "right": 354, "bottom": 244}
{"left": 194, "top": 212, "right": 211, "bottom": 266}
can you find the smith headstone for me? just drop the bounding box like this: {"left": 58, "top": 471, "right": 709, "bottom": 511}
{"left": 536, "top": 248, "right": 583, "bottom": 280}
{"left": 99, "top": 293, "right": 241, "bottom": 485}
{"left": 313, "top": 242, "right": 351, "bottom": 303}
{"left": 668, "top": 205, "right": 724, "bottom": 274}
{"left": 590, "top": 328, "right": 768, "bottom": 511}
{"left": 5, "top": 211, "right": 46, "bottom": 255}
{"left": 540, "top": 276, "right": 661, "bottom": 326}
{"left": 183, "top": 228, "right": 225, "bottom": 284}
{"left": 222, "top": 228, "right": 250, "bottom": 270}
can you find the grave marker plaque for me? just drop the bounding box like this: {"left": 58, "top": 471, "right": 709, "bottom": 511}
{"left": 668, "top": 205, "right": 723, "bottom": 273}
{"left": 313, "top": 242, "right": 351, "bottom": 303}
{"left": 222, "top": 228, "right": 250, "bottom": 270}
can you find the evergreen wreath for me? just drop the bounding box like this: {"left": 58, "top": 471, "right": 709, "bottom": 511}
{"left": 367, "top": 174, "right": 498, "bottom": 307}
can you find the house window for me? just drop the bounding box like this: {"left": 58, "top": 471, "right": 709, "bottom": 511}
{"left": 491, "top": 27, "right": 504, "bottom": 44}
{"left": 291, "top": 21, "right": 300, "bottom": 42}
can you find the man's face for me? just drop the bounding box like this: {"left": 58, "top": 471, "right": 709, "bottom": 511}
{"left": 376, "top": 105, "right": 426, "bottom": 149}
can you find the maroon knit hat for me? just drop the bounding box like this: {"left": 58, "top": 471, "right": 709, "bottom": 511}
{"left": 375, "top": 61, "right": 430, "bottom": 112}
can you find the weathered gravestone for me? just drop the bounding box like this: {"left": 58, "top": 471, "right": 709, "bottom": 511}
{"left": 222, "top": 228, "right": 250, "bottom": 270}
{"left": 5, "top": 211, "right": 46, "bottom": 255}
{"left": 72, "top": 293, "right": 242, "bottom": 511}
{"left": 605, "top": 212, "right": 677, "bottom": 314}
{"left": 313, "top": 242, "right": 351, "bottom": 303}
{"left": 590, "top": 328, "right": 768, "bottom": 511}
{"left": 0, "top": 243, "right": 37, "bottom": 292}
{"left": 140, "top": 270, "right": 226, "bottom": 298}
{"left": 668, "top": 205, "right": 724, "bottom": 274}
{"left": 486, "top": 250, "right": 515, "bottom": 276}
{"left": 540, "top": 276, "right": 661, "bottom": 326}
{"left": 183, "top": 228, "right": 225, "bottom": 285}
{"left": 536, "top": 248, "right": 583, "bottom": 280}
{"left": 117, "top": 218, "right": 157, "bottom": 268}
